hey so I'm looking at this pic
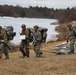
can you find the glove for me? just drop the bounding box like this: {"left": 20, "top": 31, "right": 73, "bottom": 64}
{"left": 19, "top": 33, "right": 22, "bottom": 35}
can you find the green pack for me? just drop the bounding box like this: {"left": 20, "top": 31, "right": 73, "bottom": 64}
{"left": 4, "top": 26, "right": 16, "bottom": 41}
{"left": 39, "top": 27, "right": 48, "bottom": 42}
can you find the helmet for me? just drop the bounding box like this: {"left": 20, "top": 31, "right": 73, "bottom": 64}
{"left": 21, "top": 24, "right": 26, "bottom": 28}
{"left": 34, "top": 25, "right": 39, "bottom": 29}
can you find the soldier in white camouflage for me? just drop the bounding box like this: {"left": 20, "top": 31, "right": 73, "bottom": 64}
{"left": 67, "top": 24, "right": 76, "bottom": 54}
{"left": 33, "top": 25, "right": 43, "bottom": 57}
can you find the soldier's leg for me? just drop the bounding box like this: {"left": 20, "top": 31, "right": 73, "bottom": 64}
{"left": 34, "top": 44, "right": 39, "bottom": 57}
{"left": 26, "top": 48, "right": 29, "bottom": 57}
{"left": 0, "top": 49, "right": 2, "bottom": 58}
{"left": 70, "top": 39, "right": 75, "bottom": 53}
{"left": 0, "top": 44, "right": 3, "bottom": 58}
{"left": 36, "top": 42, "right": 42, "bottom": 57}
{"left": 3, "top": 45, "right": 9, "bottom": 59}
{"left": 34, "top": 45, "right": 36, "bottom": 53}
{"left": 19, "top": 47, "right": 26, "bottom": 56}
{"left": 25, "top": 43, "right": 29, "bottom": 57}
{"left": 19, "top": 41, "right": 26, "bottom": 57}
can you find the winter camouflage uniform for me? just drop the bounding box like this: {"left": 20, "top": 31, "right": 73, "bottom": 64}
{"left": 67, "top": 24, "right": 76, "bottom": 54}
{"left": 19, "top": 24, "right": 30, "bottom": 58}
{"left": 0, "top": 26, "right": 9, "bottom": 59}
{"left": 33, "top": 25, "right": 43, "bottom": 57}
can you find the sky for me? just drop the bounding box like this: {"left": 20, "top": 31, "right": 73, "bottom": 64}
{"left": 0, "top": 0, "right": 76, "bottom": 9}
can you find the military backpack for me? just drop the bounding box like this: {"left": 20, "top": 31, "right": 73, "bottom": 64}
{"left": 3, "top": 26, "right": 16, "bottom": 41}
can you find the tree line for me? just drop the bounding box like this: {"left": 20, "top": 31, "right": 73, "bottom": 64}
{"left": 0, "top": 4, "right": 76, "bottom": 23}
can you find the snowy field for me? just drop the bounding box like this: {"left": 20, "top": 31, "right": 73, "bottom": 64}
{"left": 0, "top": 17, "right": 59, "bottom": 44}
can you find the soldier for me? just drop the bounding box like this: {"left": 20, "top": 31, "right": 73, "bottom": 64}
{"left": 33, "top": 25, "right": 43, "bottom": 57}
{"left": 67, "top": 24, "right": 75, "bottom": 54}
{"left": 19, "top": 24, "right": 30, "bottom": 58}
{"left": 0, "top": 26, "right": 9, "bottom": 59}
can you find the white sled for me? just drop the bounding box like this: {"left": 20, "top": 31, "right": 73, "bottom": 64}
{"left": 54, "top": 42, "right": 76, "bottom": 54}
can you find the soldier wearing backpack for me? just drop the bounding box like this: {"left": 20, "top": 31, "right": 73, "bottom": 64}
{"left": 67, "top": 24, "right": 76, "bottom": 54}
{"left": 33, "top": 25, "right": 43, "bottom": 57}
{"left": 0, "top": 26, "right": 9, "bottom": 59}
{"left": 19, "top": 24, "right": 30, "bottom": 58}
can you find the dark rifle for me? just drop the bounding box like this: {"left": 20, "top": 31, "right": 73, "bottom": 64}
{"left": 6, "top": 44, "right": 11, "bottom": 50}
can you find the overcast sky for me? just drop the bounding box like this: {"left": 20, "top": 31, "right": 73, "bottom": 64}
{"left": 0, "top": 0, "right": 76, "bottom": 9}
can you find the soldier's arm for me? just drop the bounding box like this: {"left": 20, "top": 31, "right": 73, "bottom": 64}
{"left": 25, "top": 30, "right": 29, "bottom": 39}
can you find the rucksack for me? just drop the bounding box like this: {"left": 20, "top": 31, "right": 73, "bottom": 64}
{"left": 3, "top": 26, "right": 16, "bottom": 41}
{"left": 38, "top": 27, "right": 48, "bottom": 42}
{"left": 27, "top": 28, "right": 34, "bottom": 42}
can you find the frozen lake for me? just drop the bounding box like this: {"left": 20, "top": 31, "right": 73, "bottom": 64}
{"left": 0, "top": 17, "right": 59, "bottom": 44}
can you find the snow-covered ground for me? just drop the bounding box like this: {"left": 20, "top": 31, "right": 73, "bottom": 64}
{"left": 0, "top": 17, "right": 59, "bottom": 44}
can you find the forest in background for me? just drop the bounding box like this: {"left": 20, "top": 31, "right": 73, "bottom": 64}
{"left": 0, "top": 4, "right": 76, "bottom": 23}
